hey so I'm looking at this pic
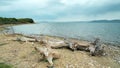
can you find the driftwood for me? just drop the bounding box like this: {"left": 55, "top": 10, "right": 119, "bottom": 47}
{"left": 34, "top": 46, "right": 60, "bottom": 67}
{"left": 65, "top": 39, "right": 90, "bottom": 51}
{"left": 16, "top": 34, "right": 105, "bottom": 56}
{"left": 68, "top": 42, "right": 89, "bottom": 51}
{"left": 39, "top": 39, "right": 68, "bottom": 49}
{"left": 39, "top": 38, "right": 90, "bottom": 51}
{"left": 88, "top": 38, "right": 105, "bottom": 56}
{"left": 15, "top": 36, "right": 37, "bottom": 42}
{"left": 65, "top": 38, "right": 105, "bottom": 56}
{"left": 34, "top": 37, "right": 105, "bottom": 67}
{"left": 15, "top": 34, "right": 105, "bottom": 57}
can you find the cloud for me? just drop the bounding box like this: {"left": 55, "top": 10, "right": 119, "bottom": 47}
{"left": 58, "top": 0, "right": 120, "bottom": 15}
{"left": 0, "top": 0, "right": 16, "bottom": 6}
{"left": 0, "top": 0, "right": 120, "bottom": 21}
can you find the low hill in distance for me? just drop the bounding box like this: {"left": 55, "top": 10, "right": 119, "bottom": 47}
{"left": 90, "top": 19, "right": 120, "bottom": 23}
{"left": 39, "top": 19, "right": 120, "bottom": 23}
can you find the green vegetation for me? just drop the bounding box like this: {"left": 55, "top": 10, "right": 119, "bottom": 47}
{"left": 0, "top": 63, "right": 13, "bottom": 68}
{"left": 0, "top": 17, "right": 34, "bottom": 25}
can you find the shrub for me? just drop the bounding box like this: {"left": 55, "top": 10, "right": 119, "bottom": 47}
{"left": 0, "top": 63, "right": 13, "bottom": 68}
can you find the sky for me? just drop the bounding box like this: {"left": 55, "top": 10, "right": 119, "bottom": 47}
{"left": 0, "top": 0, "right": 120, "bottom": 22}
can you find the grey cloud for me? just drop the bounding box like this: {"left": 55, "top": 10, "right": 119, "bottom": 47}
{"left": 0, "top": 0, "right": 120, "bottom": 21}
{"left": 53, "top": 0, "right": 120, "bottom": 18}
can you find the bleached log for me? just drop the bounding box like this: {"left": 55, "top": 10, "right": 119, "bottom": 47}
{"left": 88, "top": 38, "right": 105, "bottom": 56}
{"left": 15, "top": 37, "right": 37, "bottom": 42}
{"left": 34, "top": 46, "right": 60, "bottom": 67}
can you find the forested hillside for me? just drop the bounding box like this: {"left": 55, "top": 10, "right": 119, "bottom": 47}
{"left": 0, "top": 17, "right": 34, "bottom": 25}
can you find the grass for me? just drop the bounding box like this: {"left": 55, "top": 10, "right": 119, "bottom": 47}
{"left": 0, "top": 63, "right": 13, "bottom": 68}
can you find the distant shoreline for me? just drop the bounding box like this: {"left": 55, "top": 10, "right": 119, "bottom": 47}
{"left": 39, "top": 19, "right": 120, "bottom": 23}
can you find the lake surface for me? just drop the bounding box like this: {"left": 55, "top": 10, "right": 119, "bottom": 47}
{"left": 12, "top": 22, "right": 120, "bottom": 45}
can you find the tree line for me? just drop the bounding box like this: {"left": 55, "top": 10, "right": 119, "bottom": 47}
{"left": 0, "top": 17, "right": 34, "bottom": 25}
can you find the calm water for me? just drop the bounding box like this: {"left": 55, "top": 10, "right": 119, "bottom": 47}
{"left": 12, "top": 22, "right": 120, "bottom": 45}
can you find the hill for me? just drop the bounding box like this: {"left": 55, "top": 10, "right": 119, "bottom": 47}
{"left": 0, "top": 17, "right": 34, "bottom": 25}
{"left": 90, "top": 19, "right": 120, "bottom": 23}
{"left": 39, "top": 19, "right": 120, "bottom": 23}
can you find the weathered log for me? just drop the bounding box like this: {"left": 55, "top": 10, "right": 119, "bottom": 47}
{"left": 34, "top": 46, "right": 60, "bottom": 67}
{"left": 88, "top": 38, "right": 105, "bottom": 56}
{"left": 39, "top": 39, "right": 68, "bottom": 49}
{"left": 15, "top": 37, "right": 37, "bottom": 42}
{"left": 65, "top": 39, "right": 90, "bottom": 51}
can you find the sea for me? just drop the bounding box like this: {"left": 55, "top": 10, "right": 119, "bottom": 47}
{"left": 12, "top": 22, "right": 120, "bottom": 46}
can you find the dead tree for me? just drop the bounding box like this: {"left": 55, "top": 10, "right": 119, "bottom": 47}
{"left": 34, "top": 46, "right": 60, "bottom": 67}
{"left": 64, "top": 38, "right": 89, "bottom": 51}
{"left": 88, "top": 38, "right": 105, "bottom": 56}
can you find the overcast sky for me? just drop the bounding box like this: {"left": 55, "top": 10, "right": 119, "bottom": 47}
{"left": 0, "top": 0, "right": 120, "bottom": 21}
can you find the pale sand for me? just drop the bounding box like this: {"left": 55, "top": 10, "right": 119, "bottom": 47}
{"left": 0, "top": 34, "right": 120, "bottom": 68}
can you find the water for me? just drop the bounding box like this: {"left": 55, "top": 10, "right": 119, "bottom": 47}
{"left": 12, "top": 22, "right": 120, "bottom": 45}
